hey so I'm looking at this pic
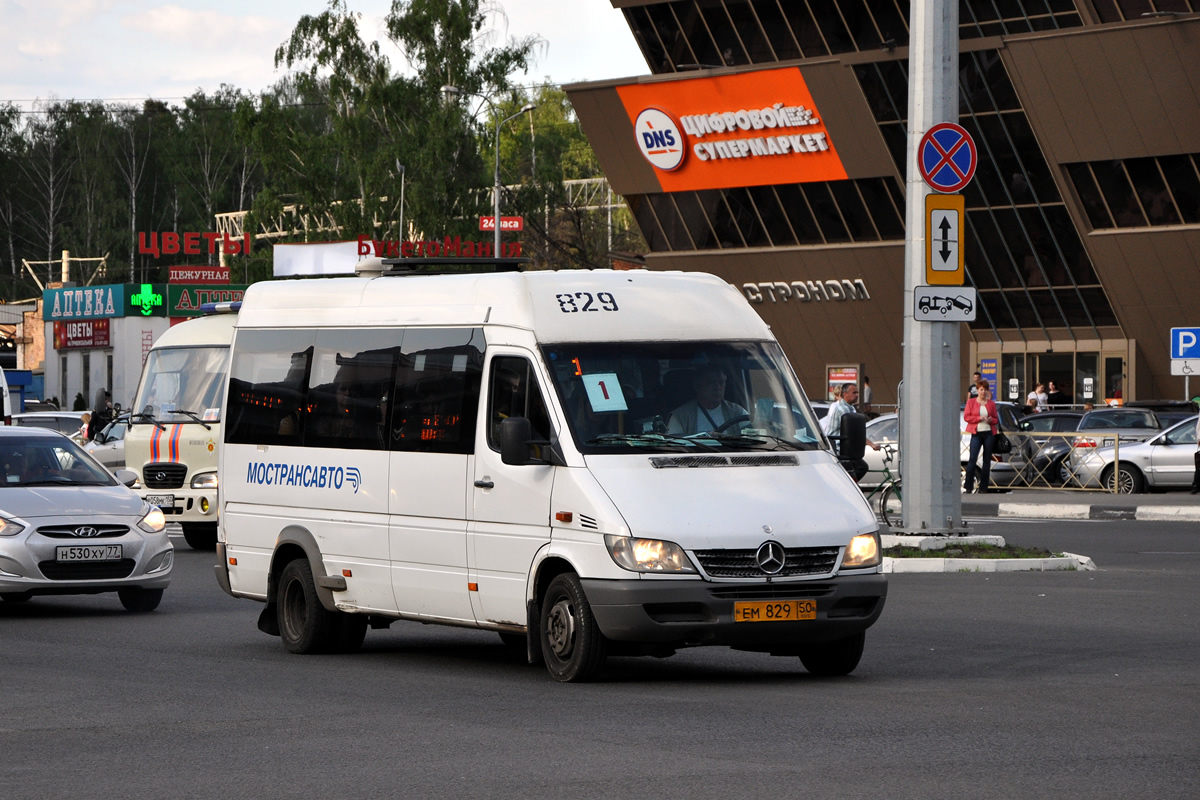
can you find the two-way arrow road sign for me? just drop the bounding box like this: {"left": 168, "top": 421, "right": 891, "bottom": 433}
{"left": 925, "top": 193, "right": 965, "bottom": 285}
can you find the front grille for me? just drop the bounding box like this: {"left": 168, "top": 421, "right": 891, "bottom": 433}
{"left": 39, "top": 560, "right": 136, "bottom": 580}
{"left": 708, "top": 584, "right": 837, "bottom": 600}
{"left": 143, "top": 463, "right": 186, "bottom": 489}
{"left": 693, "top": 546, "right": 840, "bottom": 578}
{"left": 38, "top": 525, "right": 130, "bottom": 539}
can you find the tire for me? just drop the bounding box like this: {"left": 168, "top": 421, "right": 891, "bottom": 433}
{"left": 879, "top": 481, "right": 902, "bottom": 528}
{"left": 800, "top": 631, "right": 866, "bottom": 676}
{"left": 277, "top": 559, "right": 338, "bottom": 654}
{"left": 539, "top": 573, "right": 607, "bottom": 682}
{"left": 118, "top": 587, "right": 163, "bottom": 612}
{"left": 1104, "top": 463, "right": 1144, "bottom": 494}
{"left": 181, "top": 522, "right": 218, "bottom": 550}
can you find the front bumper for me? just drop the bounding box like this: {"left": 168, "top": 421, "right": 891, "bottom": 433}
{"left": 0, "top": 532, "right": 173, "bottom": 596}
{"left": 581, "top": 573, "right": 887, "bottom": 652}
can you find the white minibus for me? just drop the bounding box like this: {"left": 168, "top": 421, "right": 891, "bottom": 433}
{"left": 214, "top": 263, "right": 885, "bottom": 681}
{"left": 126, "top": 309, "right": 237, "bottom": 549}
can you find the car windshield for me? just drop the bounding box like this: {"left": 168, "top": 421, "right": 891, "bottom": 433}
{"left": 1079, "top": 410, "right": 1158, "bottom": 430}
{"left": 132, "top": 345, "right": 229, "bottom": 424}
{"left": 541, "top": 340, "right": 824, "bottom": 454}
{"left": 0, "top": 435, "right": 116, "bottom": 487}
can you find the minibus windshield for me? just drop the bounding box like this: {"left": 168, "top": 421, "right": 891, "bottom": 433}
{"left": 132, "top": 345, "right": 229, "bottom": 424}
{"left": 542, "top": 341, "right": 825, "bottom": 454}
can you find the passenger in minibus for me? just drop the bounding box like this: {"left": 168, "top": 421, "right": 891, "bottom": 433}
{"left": 666, "top": 365, "right": 749, "bottom": 435}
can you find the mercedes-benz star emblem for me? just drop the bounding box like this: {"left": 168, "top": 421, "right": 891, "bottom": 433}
{"left": 755, "top": 541, "right": 786, "bottom": 575}
{"left": 74, "top": 526, "right": 99, "bottom": 538}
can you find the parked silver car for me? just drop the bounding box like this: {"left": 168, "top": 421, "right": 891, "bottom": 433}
{"left": 1063, "top": 415, "right": 1198, "bottom": 493}
{"left": 0, "top": 427, "right": 172, "bottom": 610}
{"left": 83, "top": 416, "right": 129, "bottom": 470}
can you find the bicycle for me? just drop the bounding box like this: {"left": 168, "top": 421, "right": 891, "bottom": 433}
{"left": 861, "top": 442, "right": 903, "bottom": 528}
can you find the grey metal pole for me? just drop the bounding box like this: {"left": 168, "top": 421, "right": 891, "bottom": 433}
{"left": 900, "top": 0, "right": 965, "bottom": 533}
{"left": 493, "top": 104, "right": 537, "bottom": 258}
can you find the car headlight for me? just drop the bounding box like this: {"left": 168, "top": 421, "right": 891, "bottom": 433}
{"left": 137, "top": 505, "right": 167, "bottom": 534}
{"left": 191, "top": 472, "right": 218, "bottom": 490}
{"left": 604, "top": 534, "right": 696, "bottom": 573}
{"left": 842, "top": 532, "right": 881, "bottom": 569}
{"left": 0, "top": 516, "right": 26, "bottom": 537}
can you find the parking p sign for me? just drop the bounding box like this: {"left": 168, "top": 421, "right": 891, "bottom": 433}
{"left": 1171, "top": 327, "right": 1200, "bottom": 359}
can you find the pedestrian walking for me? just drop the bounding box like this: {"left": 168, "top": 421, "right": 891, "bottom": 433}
{"left": 964, "top": 380, "right": 999, "bottom": 494}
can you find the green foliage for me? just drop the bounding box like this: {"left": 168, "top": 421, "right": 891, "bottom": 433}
{"left": 0, "top": 0, "right": 637, "bottom": 301}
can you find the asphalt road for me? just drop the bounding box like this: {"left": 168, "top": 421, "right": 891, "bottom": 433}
{"left": 2, "top": 519, "right": 1198, "bottom": 799}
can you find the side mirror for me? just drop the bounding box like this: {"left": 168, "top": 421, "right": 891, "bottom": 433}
{"left": 114, "top": 468, "right": 138, "bottom": 487}
{"left": 93, "top": 432, "right": 107, "bottom": 444}
{"left": 839, "top": 412, "right": 867, "bottom": 461}
{"left": 500, "top": 417, "right": 534, "bottom": 465}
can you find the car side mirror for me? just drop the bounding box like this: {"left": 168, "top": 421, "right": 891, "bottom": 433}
{"left": 839, "top": 412, "right": 867, "bottom": 461}
{"left": 115, "top": 469, "right": 138, "bottom": 487}
{"left": 500, "top": 417, "right": 535, "bottom": 465}
{"left": 93, "top": 432, "right": 106, "bottom": 444}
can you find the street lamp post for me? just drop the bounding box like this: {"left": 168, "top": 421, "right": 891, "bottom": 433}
{"left": 493, "top": 104, "right": 536, "bottom": 256}
{"left": 441, "top": 85, "right": 535, "bottom": 257}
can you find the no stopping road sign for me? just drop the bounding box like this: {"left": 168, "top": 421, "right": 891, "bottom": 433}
{"left": 918, "top": 122, "right": 977, "bottom": 193}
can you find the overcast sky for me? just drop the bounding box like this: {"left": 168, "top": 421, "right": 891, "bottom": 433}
{"left": 0, "top": 0, "right": 649, "bottom": 110}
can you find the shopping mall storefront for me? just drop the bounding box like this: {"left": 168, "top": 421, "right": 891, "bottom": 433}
{"left": 566, "top": 2, "right": 1200, "bottom": 407}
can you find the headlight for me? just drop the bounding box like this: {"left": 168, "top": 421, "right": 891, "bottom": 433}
{"left": 604, "top": 534, "right": 696, "bottom": 573}
{"left": 191, "top": 472, "right": 218, "bottom": 489}
{"left": 842, "top": 532, "right": 881, "bottom": 569}
{"left": 0, "top": 516, "right": 26, "bottom": 537}
{"left": 137, "top": 505, "right": 167, "bottom": 534}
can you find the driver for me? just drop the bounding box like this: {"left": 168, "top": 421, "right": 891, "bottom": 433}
{"left": 667, "top": 365, "right": 748, "bottom": 436}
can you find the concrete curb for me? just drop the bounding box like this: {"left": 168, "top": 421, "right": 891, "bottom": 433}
{"left": 962, "top": 501, "right": 1200, "bottom": 521}
{"left": 883, "top": 552, "right": 1095, "bottom": 573}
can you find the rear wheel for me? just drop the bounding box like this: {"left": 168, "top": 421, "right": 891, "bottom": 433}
{"left": 540, "top": 573, "right": 607, "bottom": 682}
{"left": 879, "top": 481, "right": 902, "bottom": 528}
{"left": 277, "top": 559, "right": 338, "bottom": 654}
{"left": 800, "top": 632, "right": 865, "bottom": 676}
{"left": 181, "top": 522, "right": 218, "bottom": 550}
{"left": 1104, "top": 463, "right": 1144, "bottom": 494}
{"left": 118, "top": 587, "right": 163, "bottom": 612}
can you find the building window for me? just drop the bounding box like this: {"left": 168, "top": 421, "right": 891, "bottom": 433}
{"left": 1091, "top": 0, "right": 1199, "bottom": 23}
{"left": 1066, "top": 154, "right": 1200, "bottom": 229}
{"left": 854, "top": 50, "right": 1117, "bottom": 335}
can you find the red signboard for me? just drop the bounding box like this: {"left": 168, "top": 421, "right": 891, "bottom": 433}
{"left": 53, "top": 319, "right": 110, "bottom": 350}
{"left": 169, "top": 265, "right": 230, "bottom": 283}
{"left": 479, "top": 216, "right": 525, "bottom": 232}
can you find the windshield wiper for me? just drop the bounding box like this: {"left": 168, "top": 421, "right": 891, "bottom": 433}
{"left": 129, "top": 412, "right": 166, "bottom": 431}
{"left": 168, "top": 409, "right": 212, "bottom": 429}
{"left": 703, "top": 432, "right": 812, "bottom": 450}
{"left": 585, "top": 433, "right": 719, "bottom": 451}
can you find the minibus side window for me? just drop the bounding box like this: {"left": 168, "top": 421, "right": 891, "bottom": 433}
{"left": 389, "top": 328, "right": 485, "bottom": 454}
{"left": 225, "top": 330, "right": 314, "bottom": 446}
{"left": 487, "top": 356, "right": 552, "bottom": 450}
{"left": 304, "top": 329, "right": 399, "bottom": 452}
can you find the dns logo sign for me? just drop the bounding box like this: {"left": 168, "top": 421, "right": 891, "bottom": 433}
{"left": 634, "top": 108, "right": 685, "bottom": 172}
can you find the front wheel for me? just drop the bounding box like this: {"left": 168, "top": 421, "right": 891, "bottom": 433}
{"left": 540, "top": 573, "right": 607, "bottom": 682}
{"left": 800, "top": 632, "right": 865, "bottom": 676}
{"left": 879, "top": 481, "right": 902, "bottom": 528}
{"left": 181, "top": 522, "right": 218, "bottom": 550}
{"left": 118, "top": 587, "right": 163, "bottom": 612}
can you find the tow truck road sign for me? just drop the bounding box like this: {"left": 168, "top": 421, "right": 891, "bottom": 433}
{"left": 926, "top": 193, "right": 965, "bottom": 285}
{"left": 918, "top": 122, "right": 977, "bottom": 193}
{"left": 914, "top": 286, "right": 976, "bottom": 322}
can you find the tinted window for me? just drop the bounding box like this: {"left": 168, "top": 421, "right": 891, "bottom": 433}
{"left": 487, "top": 356, "right": 553, "bottom": 451}
{"left": 390, "top": 328, "right": 485, "bottom": 454}
{"left": 305, "top": 329, "right": 399, "bottom": 452}
{"left": 225, "top": 329, "right": 315, "bottom": 447}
